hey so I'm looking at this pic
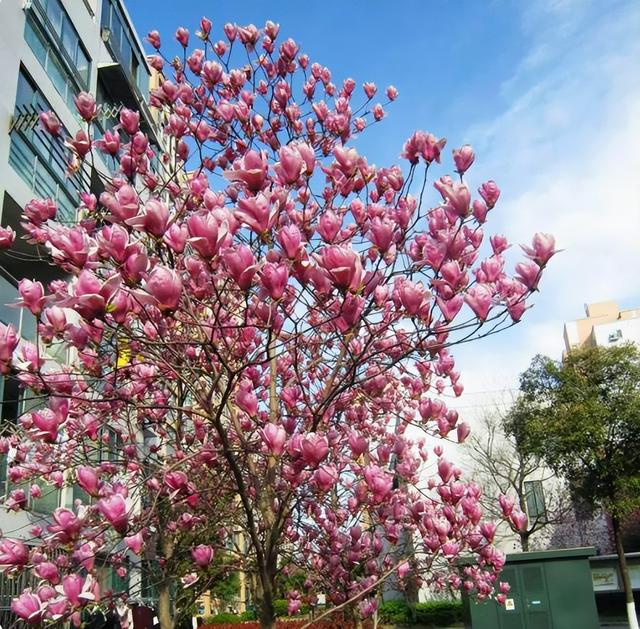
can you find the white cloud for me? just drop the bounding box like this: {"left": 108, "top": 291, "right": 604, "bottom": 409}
{"left": 450, "top": 0, "right": 640, "bottom": 422}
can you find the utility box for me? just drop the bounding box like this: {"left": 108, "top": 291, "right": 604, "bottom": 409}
{"left": 466, "top": 547, "right": 599, "bottom": 629}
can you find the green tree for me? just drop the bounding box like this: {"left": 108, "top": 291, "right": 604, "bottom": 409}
{"left": 509, "top": 344, "right": 640, "bottom": 629}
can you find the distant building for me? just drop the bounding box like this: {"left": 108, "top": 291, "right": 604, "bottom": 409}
{"left": 564, "top": 301, "right": 640, "bottom": 353}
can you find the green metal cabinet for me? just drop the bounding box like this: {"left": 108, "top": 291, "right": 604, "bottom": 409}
{"left": 466, "top": 547, "right": 599, "bottom": 629}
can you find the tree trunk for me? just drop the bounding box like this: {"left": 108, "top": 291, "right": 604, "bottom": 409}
{"left": 158, "top": 582, "right": 175, "bottom": 629}
{"left": 612, "top": 515, "right": 639, "bottom": 629}
{"left": 520, "top": 532, "right": 530, "bottom": 552}
{"left": 257, "top": 569, "right": 277, "bottom": 629}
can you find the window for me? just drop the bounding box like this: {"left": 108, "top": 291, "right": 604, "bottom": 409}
{"left": 9, "top": 70, "right": 82, "bottom": 222}
{"left": 27, "top": 0, "right": 91, "bottom": 96}
{"left": 524, "top": 480, "right": 546, "bottom": 520}
{"left": 100, "top": 0, "right": 150, "bottom": 98}
{"left": 0, "top": 274, "right": 36, "bottom": 341}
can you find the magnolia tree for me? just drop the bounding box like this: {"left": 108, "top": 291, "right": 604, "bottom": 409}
{"left": 0, "top": 17, "right": 555, "bottom": 629}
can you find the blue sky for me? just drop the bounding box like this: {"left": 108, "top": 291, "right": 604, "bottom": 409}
{"left": 126, "top": 0, "right": 640, "bottom": 417}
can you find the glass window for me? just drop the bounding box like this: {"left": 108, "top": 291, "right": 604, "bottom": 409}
{"left": 61, "top": 17, "right": 77, "bottom": 62}
{"left": 0, "top": 275, "right": 20, "bottom": 332}
{"left": 29, "top": 0, "right": 91, "bottom": 91}
{"left": 524, "top": 480, "right": 546, "bottom": 519}
{"left": 45, "top": 0, "right": 63, "bottom": 33}
{"left": 31, "top": 480, "right": 60, "bottom": 514}
{"left": 77, "top": 44, "right": 90, "bottom": 84}
{"left": 25, "top": 18, "right": 48, "bottom": 68}
{"left": 100, "top": 0, "right": 111, "bottom": 30}
{"left": 10, "top": 70, "right": 82, "bottom": 223}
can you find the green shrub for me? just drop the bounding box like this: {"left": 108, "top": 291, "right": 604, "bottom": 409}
{"left": 203, "top": 612, "right": 243, "bottom": 624}
{"left": 414, "top": 600, "right": 463, "bottom": 626}
{"left": 379, "top": 599, "right": 410, "bottom": 624}
{"left": 273, "top": 599, "right": 289, "bottom": 617}
{"left": 240, "top": 609, "right": 258, "bottom": 621}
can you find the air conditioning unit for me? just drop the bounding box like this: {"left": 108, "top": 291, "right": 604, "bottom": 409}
{"left": 608, "top": 329, "right": 623, "bottom": 342}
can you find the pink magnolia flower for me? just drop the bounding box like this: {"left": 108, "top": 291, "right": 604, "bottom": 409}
{"left": 452, "top": 145, "right": 475, "bottom": 174}
{"left": 175, "top": 26, "right": 189, "bottom": 47}
{"left": 260, "top": 423, "right": 287, "bottom": 456}
{"left": 191, "top": 544, "right": 214, "bottom": 567}
{"left": 521, "top": 233, "right": 556, "bottom": 266}
{"left": 125, "top": 532, "right": 145, "bottom": 554}
{"left": 456, "top": 422, "right": 471, "bottom": 443}
{"left": 163, "top": 223, "right": 189, "bottom": 253}
{"left": 119, "top": 108, "right": 140, "bottom": 135}
{"left": 300, "top": 433, "right": 329, "bottom": 467}
{"left": 126, "top": 199, "right": 169, "bottom": 236}
{"left": 398, "top": 561, "right": 410, "bottom": 579}
{"left": 187, "top": 212, "right": 228, "bottom": 258}
{"left": 236, "top": 385, "right": 258, "bottom": 416}
{"left": 144, "top": 266, "right": 182, "bottom": 310}
{"left": 18, "top": 279, "right": 45, "bottom": 315}
{"left": 511, "top": 510, "right": 528, "bottom": 531}
{"left": 24, "top": 198, "right": 57, "bottom": 225}
{"left": 515, "top": 261, "right": 541, "bottom": 290}
{"left": 316, "top": 246, "right": 363, "bottom": 292}
{"left": 363, "top": 465, "right": 393, "bottom": 502}
{"left": 0, "top": 225, "right": 15, "bottom": 248}
{"left": 261, "top": 263, "right": 289, "bottom": 300}
{"left": 274, "top": 145, "right": 303, "bottom": 185}
{"left": 73, "top": 92, "right": 97, "bottom": 121}
{"left": 235, "top": 193, "right": 277, "bottom": 235}
{"left": 490, "top": 234, "right": 509, "bottom": 255}
{"left": 0, "top": 539, "right": 29, "bottom": 567}
{"left": 39, "top": 111, "right": 61, "bottom": 136}
{"left": 11, "top": 591, "right": 42, "bottom": 624}
{"left": 278, "top": 224, "right": 303, "bottom": 258}
{"left": 31, "top": 408, "right": 62, "bottom": 442}
{"left": 223, "top": 150, "right": 268, "bottom": 191}
{"left": 0, "top": 322, "right": 18, "bottom": 373}
{"left": 34, "top": 562, "right": 59, "bottom": 584}
{"left": 76, "top": 466, "right": 99, "bottom": 496}
{"left": 465, "top": 284, "right": 493, "bottom": 321}
{"left": 499, "top": 494, "right": 514, "bottom": 517}
{"left": 146, "top": 30, "right": 161, "bottom": 48}
{"left": 313, "top": 465, "right": 338, "bottom": 492}
{"left": 223, "top": 245, "right": 257, "bottom": 290}
{"left": 317, "top": 210, "right": 342, "bottom": 243}
{"left": 97, "top": 494, "right": 129, "bottom": 533}
{"left": 437, "top": 459, "right": 454, "bottom": 483}
{"left": 478, "top": 180, "right": 500, "bottom": 208}
{"left": 47, "top": 508, "right": 84, "bottom": 543}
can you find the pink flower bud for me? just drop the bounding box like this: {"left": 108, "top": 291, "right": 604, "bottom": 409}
{"left": 18, "top": 279, "right": 45, "bottom": 315}
{"left": 119, "top": 108, "right": 140, "bottom": 135}
{"left": 73, "top": 92, "right": 97, "bottom": 121}
{"left": 175, "top": 27, "right": 189, "bottom": 47}
{"left": 452, "top": 145, "right": 475, "bottom": 174}
{"left": 97, "top": 494, "right": 128, "bottom": 533}
{"left": 456, "top": 422, "right": 471, "bottom": 443}
{"left": 0, "top": 226, "right": 15, "bottom": 249}
{"left": 260, "top": 423, "right": 287, "bottom": 456}
{"left": 191, "top": 544, "right": 214, "bottom": 567}
{"left": 386, "top": 85, "right": 398, "bottom": 100}
{"left": 478, "top": 180, "right": 500, "bottom": 208}
{"left": 146, "top": 30, "right": 161, "bottom": 49}
{"left": 144, "top": 266, "right": 182, "bottom": 311}
{"left": 39, "top": 111, "right": 61, "bottom": 136}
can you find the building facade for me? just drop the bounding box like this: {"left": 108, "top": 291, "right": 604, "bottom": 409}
{"left": 0, "top": 0, "right": 160, "bottom": 621}
{"left": 564, "top": 301, "right": 640, "bottom": 354}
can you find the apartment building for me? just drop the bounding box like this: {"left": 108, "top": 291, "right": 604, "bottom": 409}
{"left": 564, "top": 301, "right": 640, "bottom": 353}
{"left": 0, "top": 0, "right": 161, "bottom": 620}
